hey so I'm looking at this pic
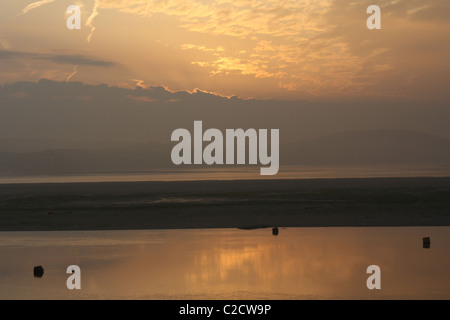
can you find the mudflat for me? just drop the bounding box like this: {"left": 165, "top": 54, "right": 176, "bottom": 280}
{"left": 1, "top": 177, "right": 449, "bottom": 231}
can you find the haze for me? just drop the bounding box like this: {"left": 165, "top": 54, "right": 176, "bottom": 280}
{"left": 1, "top": 0, "right": 450, "bottom": 173}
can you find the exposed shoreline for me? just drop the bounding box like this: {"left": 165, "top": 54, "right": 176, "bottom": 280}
{"left": 1, "top": 177, "right": 450, "bottom": 231}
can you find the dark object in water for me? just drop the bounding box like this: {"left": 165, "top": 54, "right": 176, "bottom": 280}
{"left": 34, "top": 266, "right": 44, "bottom": 278}
{"left": 272, "top": 227, "right": 279, "bottom": 236}
{"left": 423, "top": 237, "right": 431, "bottom": 249}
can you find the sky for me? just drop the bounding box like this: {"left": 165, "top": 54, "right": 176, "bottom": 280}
{"left": 0, "top": 0, "right": 449, "bottom": 101}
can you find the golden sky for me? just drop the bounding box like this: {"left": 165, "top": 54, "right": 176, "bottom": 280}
{"left": 0, "top": 0, "right": 449, "bottom": 101}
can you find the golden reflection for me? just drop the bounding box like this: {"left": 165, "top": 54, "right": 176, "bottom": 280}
{"left": 0, "top": 227, "right": 449, "bottom": 299}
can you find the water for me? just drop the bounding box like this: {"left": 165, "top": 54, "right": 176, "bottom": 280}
{"left": 1, "top": 164, "right": 450, "bottom": 184}
{"left": 0, "top": 227, "right": 449, "bottom": 299}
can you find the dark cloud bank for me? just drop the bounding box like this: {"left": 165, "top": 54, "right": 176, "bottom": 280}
{"left": 1, "top": 79, "right": 450, "bottom": 173}
{"left": 0, "top": 50, "right": 117, "bottom": 67}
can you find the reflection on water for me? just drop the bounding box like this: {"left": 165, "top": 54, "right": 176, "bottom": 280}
{"left": 0, "top": 227, "right": 449, "bottom": 299}
{"left": 1, "top": 164, "right": 450, "bottom": 184}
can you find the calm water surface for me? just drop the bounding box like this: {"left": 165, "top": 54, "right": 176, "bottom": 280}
{"left": 1, "top": 164, "right": 450, "bottom": 184}
{"left": 0, "top": 227, "right": 449, "bottom": 299}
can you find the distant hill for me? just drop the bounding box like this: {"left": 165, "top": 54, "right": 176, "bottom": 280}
{"left": 0, "top": 138, "right": 135, "bottom": 153}
{"left": 282, "top": 130, "right": 450, "bottom": 165}
{"left": 0, "top": 142, "right": 171, "bottom": 174}
{"left": 1, "top": 130, "right": 450, "bottom": 174}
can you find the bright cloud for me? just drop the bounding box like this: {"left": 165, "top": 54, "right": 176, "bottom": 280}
{"left": 21, "top": 0, "right": 55, "bottom": 15}
{"left": 3, "top": 0, "right": 450, "bottom": 101}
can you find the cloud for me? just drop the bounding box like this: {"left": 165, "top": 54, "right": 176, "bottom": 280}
{"left": 130, "top": 79, "right": 147, "bottom": 89}
{"left": 97, "top": 0, "right": 331, "bottom": 37}
{"left": 146, "top": 0, "right": 448, "bottom": 100}
{"left": 49, "top": 54, "right": 116, "bottom": 67}
{"left": 21, "top": 0, "right": 55, "bottom": 15}
{"left": 0, "top": 35, "right": 11, "bottom": 50}
{"left": 86, "top": 0, "right": 100, "bottom": 42}
{"left": 1, "top": 79, "right": 450, "bottom": 148}
{"left": 5, "top": 0, "right": 450, "bottom": 101}
{"left": 92, "top": 0, "right": 449, "bottom": 100}
{"left": 0, "top": 50, "right": 117, "bottom": 67}
{"left": 181, "top": 44, "right": 217, "bottom": 52}
{"left": 127, "top": 95, "right": 157, "bottom": 103}
{"left": 65, "top": 66, "right": 78, "bottom": 82}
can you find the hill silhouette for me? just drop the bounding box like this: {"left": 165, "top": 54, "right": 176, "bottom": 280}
{"left": 282, "top": 130, "right": 450, "bottom": 165}
{"left": 1, "top": 130, "right": 450, "bottom": 174}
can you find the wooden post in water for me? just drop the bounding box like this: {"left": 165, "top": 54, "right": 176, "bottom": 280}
{"left": 34, "top": 266, "right": 44, "bottom": 278}
{"left": 423, "top": 237, "right": 431, "bottom": 249}
{"left": 272, "top": 227, "right": 279, "bottom": 236}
